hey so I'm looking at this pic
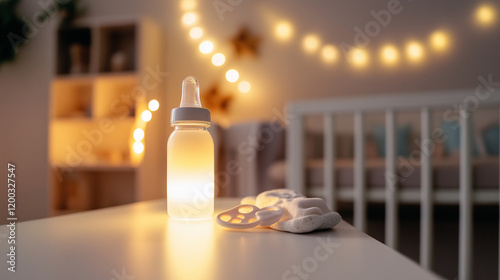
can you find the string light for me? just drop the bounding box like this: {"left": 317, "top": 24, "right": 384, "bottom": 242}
{"left": 211, "top": 53, "right": 225, "bottom": 66}
{"left": 199, "top": 41, "right": 214, "bottom": 54}
{"left": 430, "top": 31, "right": 450, "bottom": 52}
{"left": 189, "top": 27, "right": 203, "bottom": 39}
{"left": 302, "top": 34, "right": 321, "bottom": 53}
{"left": 238, "top": 81, "right": 251, "bottom": 93}
{"left": 133, "top": 128, "right": 145, "bottom": 141}
{"left": 381, "top": 45, "right": 399, "bottom": 66}
{"left": 148, "top": 99, "right": 159, "bottom": 111}
{"left": 226, "top": 69, "right": 239, "bottom": 83}
{"left": 321, "top": 45, "right": 339, "bottom": 64}
{"left": 348, "top": 48, "right": 369, "bottom": 68}
{"left": 141, "top": 110, "right": 152, "bottom": 122}
{"left": 182, "top": 12, "right": 197, "bottom": 25}
{"left": 180, "top": 0, "right": 196, "bottom": 11}
{"left": 406, "top": 41, "right": 424, "bottom": 62}
{"left": 179, "top": 4, "right": 252, "bottom": 90}
{"left": 179, "top": 1, "right": 493, "bottom": 78}
{"left": 475, "top": 4, "right": 496, "bottom": 26}
{"left": 133, "top": 141, "right": 144, "bottom": 154}
{"left": 275, "top": 21, "right": 293, "bottom": 41}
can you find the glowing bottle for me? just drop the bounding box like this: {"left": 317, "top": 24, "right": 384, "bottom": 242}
{"left": 167, "top": 76, "right": 214, "bottom": 220}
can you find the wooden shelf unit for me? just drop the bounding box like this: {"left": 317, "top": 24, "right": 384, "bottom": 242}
{"left": 49, "top": 18, "right": 165, "bottom": 215}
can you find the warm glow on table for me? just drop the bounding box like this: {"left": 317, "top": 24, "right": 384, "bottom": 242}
{"left": 166, "top": 219, "right": 215, "bottom": 279}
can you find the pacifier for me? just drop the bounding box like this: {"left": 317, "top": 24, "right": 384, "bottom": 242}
{"left": 216, "top": 204, "right": 284, "bottom": 229}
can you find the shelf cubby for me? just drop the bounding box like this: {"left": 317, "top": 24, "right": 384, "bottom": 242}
{"left": 56, "top": 27, "right": 92, "bottom": 75}
{"left": 51, "top": 79, "right": 93, "bottom": 119}
{"left": 98, "top": 24, "right": 137, "bottom": 73}
{"left": 93, "top": 75, "right": 138, "bottom": 119}
{"left": 50, "top": 119, "right": 134, "bottom": 165}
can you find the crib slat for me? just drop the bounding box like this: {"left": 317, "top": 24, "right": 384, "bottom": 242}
{"left": 385, "top": 110, "right": 398, "bottom": 249}
{"left": 459, "top": 108, "right": 473, "bottom": 280}
{"left": 324, "top": 114, "right": 336, "bottom": 210}
{"left": 286, "top": 113, "right": 305, "bottom": 195}
{"left": 420, "top": 107, "right": 433, "bottom": 269}
{"left": 354, "top": 111, "right": 366, "bottom": 231}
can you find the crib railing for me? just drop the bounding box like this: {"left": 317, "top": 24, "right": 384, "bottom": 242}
{"left": 285, "top": 89, "right": 500, "bottom": 280}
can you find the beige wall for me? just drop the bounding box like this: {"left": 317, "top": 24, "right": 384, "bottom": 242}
{"left": 0, "top": 2, "right": 55, "bottom": 221}
{"left": 1, "top": 0, "right": 499, "bottom": 221}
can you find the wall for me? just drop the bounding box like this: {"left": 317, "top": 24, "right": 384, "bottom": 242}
{"left": 1, "top": 0, "right": 499, "bottom": 221}
{"left": 0, "top": 2, "right": 55, "bottom": 221}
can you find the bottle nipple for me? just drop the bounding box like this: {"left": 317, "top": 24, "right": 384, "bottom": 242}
{"left": 171, "top": 76, "right": 211, "bottom": 125}
{"left": 180, "top": 76, "right": 201, "bottom": 108}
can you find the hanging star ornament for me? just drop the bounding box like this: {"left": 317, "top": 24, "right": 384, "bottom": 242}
{"left": 230, "top": 26, "right": 261, "bottom": 58}
{"left": 201, "top": 84, "right": 233, "bottom": 114}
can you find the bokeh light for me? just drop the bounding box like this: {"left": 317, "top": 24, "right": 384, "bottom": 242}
{"left": 180, "top": 0, "right": 196, "bottom": 11}
{"left": 211, "top": 53, "right": 225, "bottom": 66}
{"left": 182, "top": 13, "right": 197, "bottom": 25}
{"left": 133, "top": 128, "right": 145, "bottom": 141}
{"left": 475, "top": 4, "right": 496, "bottom": 26}
{"left": 238, "top": 81, "right": 251, "bottom": 93}
{"left": 430, "top": 31, "right": 450, "bottom": 52}
{"left": 189, "top": 27, "right": 203, "bottom": 39}
{"left": 381, "top": 45, "right": 399, "bottom": 66}
{"left": 406, "top": 41, "right": 424, "bottom": 62}
{"left": 348, "top": 48, "right": 369, "bottom": 68}
{"left": 302, "top": 34, "right": 321, "bottom": 53}
{"left": 321, "top": 45, "right": 339, "bottom": 64}
{"left": 133, "top": 141, "right": 144, "bottom": 154}
{"left": 199, "top": 41, "right": 214, "bottom": 54}
{"left": 148, "top": 99, "right": 159, "bottom": 111}
{"left": 141, "top": 110, "right": 152, "bottom": 122}
{"left": 226, "top": 69, "right": 239, "bottom": 83}
{"left": 275, "top": 21, "right": 293, "bottom": 41}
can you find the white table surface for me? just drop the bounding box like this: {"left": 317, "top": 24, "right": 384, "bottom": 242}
{"left": 0, "top": 198, "right": 441, "bottom": 280}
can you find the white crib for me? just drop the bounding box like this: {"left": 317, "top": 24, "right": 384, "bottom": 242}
{"left": 285, "top": 89, "right": 500, "bottom": 280}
